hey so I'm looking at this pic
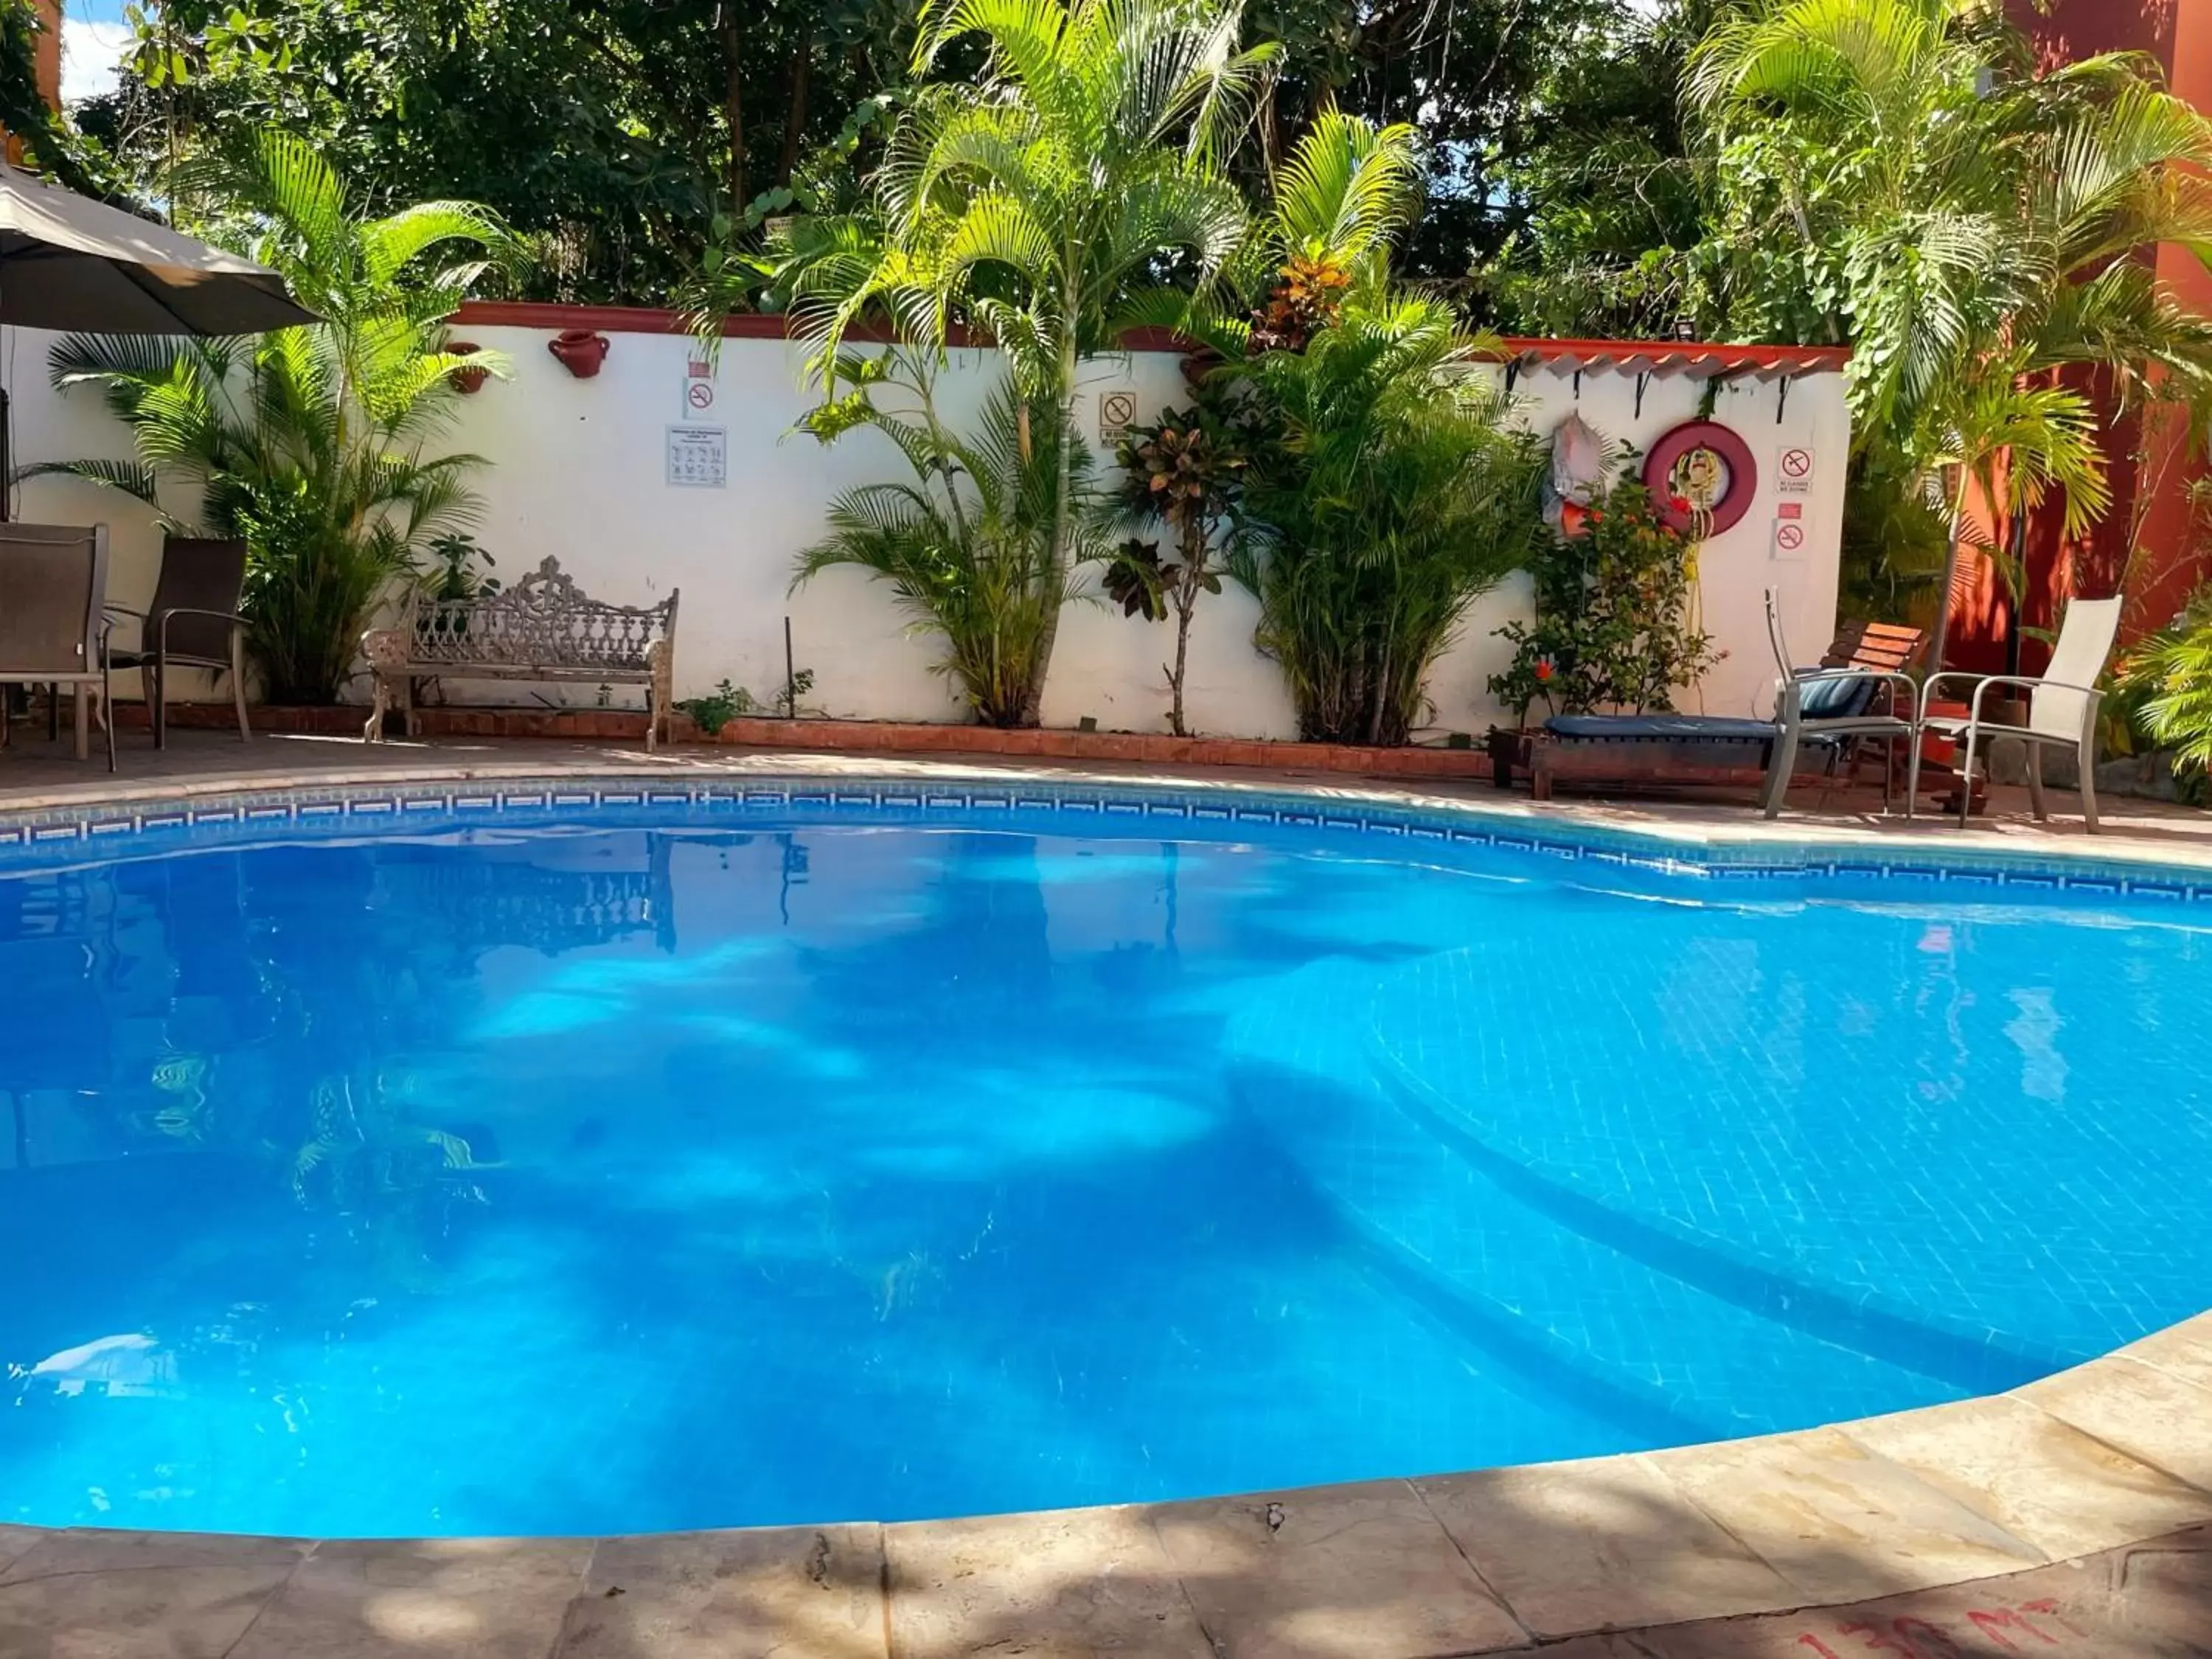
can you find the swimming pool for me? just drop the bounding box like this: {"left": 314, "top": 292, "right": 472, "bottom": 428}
{"left": 2, "top": 776, "right": 2205, "bottom": 1538}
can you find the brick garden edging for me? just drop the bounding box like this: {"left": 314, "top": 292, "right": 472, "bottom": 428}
{"left": 123, "top": 701, "right": 1500, "bottom": 781}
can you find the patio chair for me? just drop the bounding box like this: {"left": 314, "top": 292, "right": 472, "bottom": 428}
{"left": 0, "top": 523, "right": 113, "bottom": 771}
{"left": 105, "top": 536, "right": 250, "bottom": 748}
{"left": 1907, "top": 595, "right": 2122, "bottom": 832}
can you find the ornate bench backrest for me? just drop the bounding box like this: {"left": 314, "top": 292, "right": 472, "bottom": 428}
{"left": 404, "top": 557, "right": 676, "bottom": 672}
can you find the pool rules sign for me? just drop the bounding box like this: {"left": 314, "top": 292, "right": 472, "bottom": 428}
{"left": 667, "top": 358, "right": 728, "bottom": 488}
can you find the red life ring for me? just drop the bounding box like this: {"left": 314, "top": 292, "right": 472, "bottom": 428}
{"left": 1641, "top": 421, "right": 1757, "bottom": 535}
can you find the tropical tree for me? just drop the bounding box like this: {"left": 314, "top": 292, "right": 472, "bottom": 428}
{"left": 794, "top": 348, "right": 1102, "bottom": 725}
{"left": 1104, "top": 387, "right": 1253, "bottom": 736}
{"left": 1682, "top": 0, "right": 2212, "bottom": 655}
{"left": 782, "top": 0, "right": 1276, "bottom": 722}
{"left": 35, "top": 131, "right": 522, "bottom": 703}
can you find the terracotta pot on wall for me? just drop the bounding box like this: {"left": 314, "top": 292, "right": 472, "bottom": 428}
{"left": 549, "top": 330, "right": 611, "bottom": 378}
{"left": 447, "top": 341, "right": 489, "bottom": 394}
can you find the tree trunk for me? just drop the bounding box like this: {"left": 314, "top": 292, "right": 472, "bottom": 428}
{"left": 1169, "top": 575, "right": 1196, "bottom": 738}
{"left": 779, "top": 27, "right": 813, "bottom": 186}
{"left": 720, "top": 13, "right": 748, "bottom": 215}
{"left": 1020, "top": 305, "right": 1081, "bottom": 727}
{"left": 1930, "top": 467, "right": 1975, "bottom": 678}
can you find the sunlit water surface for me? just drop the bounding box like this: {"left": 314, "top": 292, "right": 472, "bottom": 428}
{"left": 2, "top": 810, "right": 2205, "bottom": 1536}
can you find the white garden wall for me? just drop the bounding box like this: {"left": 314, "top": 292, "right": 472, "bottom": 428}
{"left": 2, "top": 310, "right": 1848, "bottom": 736}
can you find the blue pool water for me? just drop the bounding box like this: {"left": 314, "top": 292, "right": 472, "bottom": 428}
{"left": 2, "top": 793, "right": 2206, "bottom": 1537}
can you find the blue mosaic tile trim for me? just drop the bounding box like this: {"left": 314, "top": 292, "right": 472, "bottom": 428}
{"left": 1, "top": 771, "right": 2209, "bottom": 902}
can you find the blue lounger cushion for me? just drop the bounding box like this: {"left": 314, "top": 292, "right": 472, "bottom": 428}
{"left": 1792, "top": 672, "right": 1879, "bottom": 719}
{"left": 1545, "top": 714, "right": 1781, "bottom": 742}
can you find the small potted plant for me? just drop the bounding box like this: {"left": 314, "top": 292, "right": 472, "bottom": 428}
{"left": 446, "top": 341, "right": 490, "bottom": 394}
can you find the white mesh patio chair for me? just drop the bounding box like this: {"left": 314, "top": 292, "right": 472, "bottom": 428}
{"left": 1907, "top": 595, "right": 2122, "bottom": 832}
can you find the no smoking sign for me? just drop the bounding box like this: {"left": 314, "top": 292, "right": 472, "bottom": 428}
{"left": 1771, "top": 518, "right": 1808, "bottom": 561}
{"left": 1776, "top": 445, "right": 1815, "bottom": 495}
{"left": 1096, "top": 387, "right": 1138, "bottom": 445}
{"left": 682, "top": 358, "right": 717, "bottom": 419}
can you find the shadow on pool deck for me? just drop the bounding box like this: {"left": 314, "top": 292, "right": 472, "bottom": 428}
{"left": 3, "top": 1496, "right": 2209, "bottom": 1657}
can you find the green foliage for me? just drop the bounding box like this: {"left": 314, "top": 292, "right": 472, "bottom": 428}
{"left": 82, "top": 0, "right": 909, "bottom": 304}
{"left": 794, "top": 349, "right": 1099, "bottom": 726}
{"left": 422, "top": 532, "right": 499, "bottom": 604}
{"left": 1, "top": 0, "right": 118, "bottom": 195}
{"left": 2126, "top": 588, "right": 2212, "bottom": 774}
{"left": 773, "top": 0, "right": 1273, "bottom": 720}
{"left": 1680, "top": 0, "right": 2212, "bottom": 622}
{"left": 1467, "top": 0, "right": 1714, "bottom": 335}
{"left": 1105, "top": 389, "right": 1254, "bottom": 735}
{"left": 1231, "top": 291, "right": 1546, "bottom": 746}
{"left": 678, "top": 669, "right": 818, "bottom": 731}
{"left": 234, "top": 479, "right": 411, "bottom": 706}
{"left": 36, "top": 132, "right": 525, "bottom": 703}
{"left": 1489, "top": 473, "right": 1719, "bottom": 719}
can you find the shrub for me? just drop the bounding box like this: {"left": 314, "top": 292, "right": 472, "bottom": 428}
{"left": 795, "top": 349, "right": 1098, "bottom": 727}
{"left": 1490, "top": 473, "right": 1720, "bottom": 720}
{"left": 1104, "top": 387, "right": 1254, "bottom": 737}
{"left": 1234, "top": 294, "right": 1547, "bottom": 746}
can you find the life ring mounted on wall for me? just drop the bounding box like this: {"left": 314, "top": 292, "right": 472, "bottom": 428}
{"left": 1641, "top": 420, "right": 1758, "bottom": 536}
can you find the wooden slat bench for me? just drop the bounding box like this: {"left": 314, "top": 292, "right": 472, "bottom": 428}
{"left": 361, "top": 557, "right": 679, "bottom": 751}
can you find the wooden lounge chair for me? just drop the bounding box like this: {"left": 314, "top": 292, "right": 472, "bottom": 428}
{"left": 1526, "top": 618, "right": 1927, "bottom": 815}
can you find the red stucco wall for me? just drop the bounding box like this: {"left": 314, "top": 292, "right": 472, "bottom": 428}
{"left": 1952, "top": 0, "right": 2209, "bottom": 672}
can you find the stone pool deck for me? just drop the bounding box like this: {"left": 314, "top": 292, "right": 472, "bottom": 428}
{"left": 4, "top": 733, "right": 2211, "bottom": 1657}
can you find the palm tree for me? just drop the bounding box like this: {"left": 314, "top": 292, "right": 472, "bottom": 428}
{"left": 1234, "top": 290, "right": 1545, "bottom": 745}
{"left": 35, "top": 131, "right": 523, "bottom": 703}
{"left": 795, "top": 347, "right": 1102, "bottom": 726}
{"left": 785, "top": 0, "right": 1275, "bottom": 721}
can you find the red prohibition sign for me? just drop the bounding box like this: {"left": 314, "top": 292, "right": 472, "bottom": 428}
{"left": 1776, "top": 522, "right": 1805, "bottom": 552}
{"left": 1641, "top": 420, "right": 1758, "bottom": 535}
{"left": 686, "top": 382, "right": 715, "bottom": 409}
{"left": 1781, "top": 447, "right": 1812, "bottom": 479}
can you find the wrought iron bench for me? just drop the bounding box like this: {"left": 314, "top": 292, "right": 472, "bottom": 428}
{"left": 361, "top": 557, "right": 679, "bottom": 751}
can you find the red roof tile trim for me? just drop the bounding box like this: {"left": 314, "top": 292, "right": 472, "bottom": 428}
{"left": 1490, "top": 337, "right": 1851, "bottom": 375}
{"left": 451, "top": 300, "right": 1183, "bottom": 353}
{"left": 451, "top": 303, "right": 1848, "bottom": 375}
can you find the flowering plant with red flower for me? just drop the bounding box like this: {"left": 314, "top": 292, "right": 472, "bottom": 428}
{"left": 1489, "top": 474, "right": 1718, "bottom": 722}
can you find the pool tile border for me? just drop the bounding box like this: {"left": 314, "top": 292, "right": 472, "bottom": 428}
{"left": 4, "top": 765, "right": 2212, "bottom": 902}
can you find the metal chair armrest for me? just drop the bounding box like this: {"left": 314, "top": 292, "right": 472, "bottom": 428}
{"left": 1916, "top": 670, "right": 1999, "bottom": 721}
{"left": 1963, "top": 675, "right": 2104, "bottom": 726}
{"left": 154, "top": 607, "right": 248, "bottom": 653}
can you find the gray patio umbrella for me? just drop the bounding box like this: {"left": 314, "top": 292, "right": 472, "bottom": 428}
{"left": 0, "top": 162, "right": 319, "bottom": 516}
{"left": 0, "top": 161, "right": 314, "bottom": 335}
